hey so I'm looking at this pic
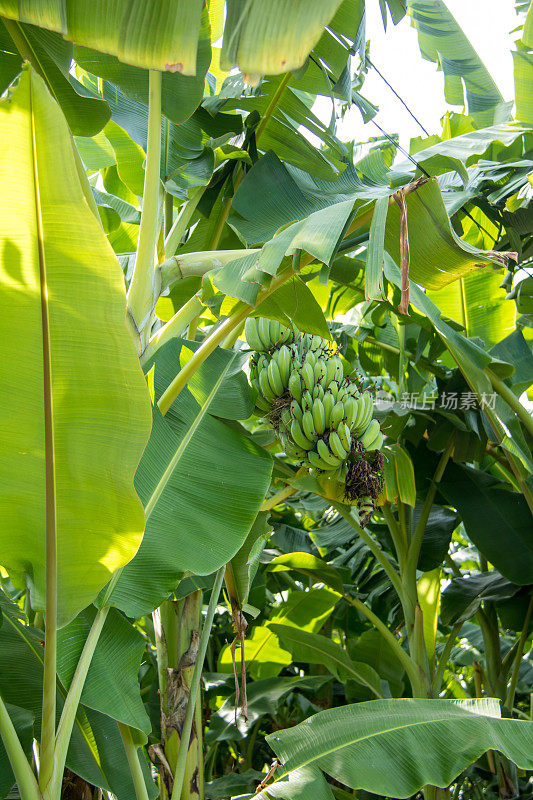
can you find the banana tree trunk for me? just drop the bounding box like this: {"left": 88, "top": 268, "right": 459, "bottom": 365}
{"left": 156, "top": 592, "right": 204, "bottom": 800}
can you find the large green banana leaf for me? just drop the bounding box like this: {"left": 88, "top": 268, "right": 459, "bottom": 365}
{"left": 106, "top": 340, "right": 272, "bottom": 618}
{"left": 0, "top": 592, "right": 156, "bottom": 798}
{"left": 73, "top": 8, "right": 211, "bottom": 128}
{"left": 407, "top": 0, "right": 503, "bottom": 121}
{"left": 0, "top": 66, "right": 151, "bottom": 627}
{"left": 428, "top": 270, "right": 516, "bottom": 348}
{"left": 0, "top": 0, "right": 205, "bottom": 73}
{"left": 441, "top": 572, "right": 520, "bottom": 626}
{"left": 221, "top": 0, "right": 344, "bottom": 79}
{"left": 0, "top": 21, "right": 111, "bottom": 135}
{"left": 266, "top": 698, "right": 533, "bottom": 798}
{"left": 383, "top": 179, "right": 507, "bottom": 290}
{"left": 439, "top": 464, "right": 533, "bottom": 585}
{"left": 0, "top": 0, "right": 353, "bottom": 82}
{"left": 56, "top": 606, "right": 150, "bottom": 733}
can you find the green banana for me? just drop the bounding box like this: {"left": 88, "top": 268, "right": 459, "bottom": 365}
{"left": 329, "top": 381, "right": 339, "bottom": 400}
{"left": 314, "top": 358, "right": 327, "bottom": 387}
{"left": 276, "top": 345, "right": 291, "bottom": 386}
{"left": 325, "top": 357, "right": 338, "bottom": 385}
{"left": 329, "top": 430, "right": 349, "bottom": 460}
{"left": 258, "top": 367, "right": 276, "bottom": 402}
{"left": 352, "top": 392, "right": 373, "bottom": 435}
{"left": 346, "top": 383, "right": 359, "bottom": 397}
{"left": 302, "top": 410, "right": 317, "bottom": 441}
{"left": 350, "top": 395, "right": 365, "bottom": 432}
{"left": 285, "top": 441, "right": 307, "bottom": 459}
{"left": 255, "top": 396, "right": 271, "bottom": 412}
{"left": 291, "top": 419, "right": 314, "bottom": 450}
{"left": 364, "top": 430, "right": 383, "bottom": 451}
{"left": 359, "top": 419, "right": 380, "bottom": 449}
{"left": 245, "top": 318, "right": 266, "bottom": 352}
{"left": 269, "top": 320, "right": 280, "bottom": 344}
{"left": 268, "top": 358, "right": 284, "bottom": 396}
{"left": 301, "top": 361, "right": 315, "bottom": 393}
{"left": 317, "top": 438, "right": 341, "bottom": 466}
{"left": 288, "top": 372, "right": 302, "bottom": 402}
{"left": 257, "top": 353, "right": 269, "bottom": 370}
{"left": 257, "top": 317, "right": 271, "bottom": 349}
{"left": 304, "top": 350, "right": 316, "bottom": 369}
{"left": 312, "top": 398, "right": 326, "bottom": 435}
{"left": 330, "top": 401, "right": 345, "bottom": 429}
{"left": 301, "top": 390, "right": 313, "bottom": 411}
{"left": 323, "top": 392, "right": 335, "bottom": 427}
{"left": 307, "top": 450, "right": 337, "bottom": 471}
{"left": 337, "top": 421, "right": 352, "bottom": 452}
{"left": 290, "top": 400, "right": 303, "bottom": 423}
{"left": 278, "top": 324, "right": 293, "bottom": 345}
{"left": 343, "top": 397, "right": 357, "bottom": 429}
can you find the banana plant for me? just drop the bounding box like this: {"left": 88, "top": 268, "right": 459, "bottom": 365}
{"left": 0, "top": 2, "right": 532, "bottom": 800}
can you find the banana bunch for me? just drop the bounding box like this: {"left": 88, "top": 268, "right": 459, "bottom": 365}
{"left": 247, "top": 318, "right": 384, "bottom": 505}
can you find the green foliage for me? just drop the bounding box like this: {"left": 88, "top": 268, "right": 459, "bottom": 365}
{"left": 0, "top": 5, "right": 532, "bottom": 800}
{"left": 266, "top": 699, "right": 533, "bottom": 797}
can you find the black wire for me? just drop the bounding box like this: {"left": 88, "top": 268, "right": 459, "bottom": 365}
{"left": 370, "top": 118, "right": 432, "bottom": 178}
{"left": 366, "top": 56, "right": 430, "bottom": 136}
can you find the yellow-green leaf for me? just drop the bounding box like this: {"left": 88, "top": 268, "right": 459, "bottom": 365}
{"left": 0, "top": 0, "right": 205, "bottom": 74}
{"left": 0, "top": 67, "right": 151, "bottom": 627}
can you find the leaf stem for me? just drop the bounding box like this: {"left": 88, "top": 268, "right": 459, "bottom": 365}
{"left": 256, "top": 72, "right": 291, "bottom": 139}
{"left": 260, "top": 485, "right": 296, "bottom": 511}
{"left": 0, "top": 696, "right": 41, "bottom": 800}
{"left": 45, "top": 607, "right": 110, "bottom": 799}
{"left": 404, "top": 439, "right": 454, "bottom": 590}
{"left": 140, "top": 293, "right": 204, "bottom": 365}
{"left": 221, "top": 320, "right": 245, "bottom": 349}
{"left": 118, "top": 723, "right": 150, "bottom": 800}
{"left": 382, "top": 504, "right": 407, "bottom": 568}
{"left": 343, "top": 594, "right": 423, "bottom": 693}
{"left": 170, "top": 567, "right": 225, "bottom": 800}
{"left": 505, "top": 594, "right": 533, "bottom": 711}
{"left": 433, "top": 622, "right": 463, "bottom": 694}
{"left": 157, "top": 305, "right": 250, "bottom": 415}
{"left": 159, "top": 249, "right": 259, "bottom": 291}
{"left": 331, "top": 502, "right": 404, "bottom": 600}
{"left": 28, "top": 62, "right": 57, "bottom": 792}
{"left": 486, "top": 368, "right": 533, "bottom": 438}
{"left": 127, "top": 70, "right": 162, "bottom": 345}
{"left": 164, "top": 186, "right": 206, "bottom": 258}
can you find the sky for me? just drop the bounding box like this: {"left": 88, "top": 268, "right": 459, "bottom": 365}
{"left": 323, "top": 0, "right": 519, "bottom": 150}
